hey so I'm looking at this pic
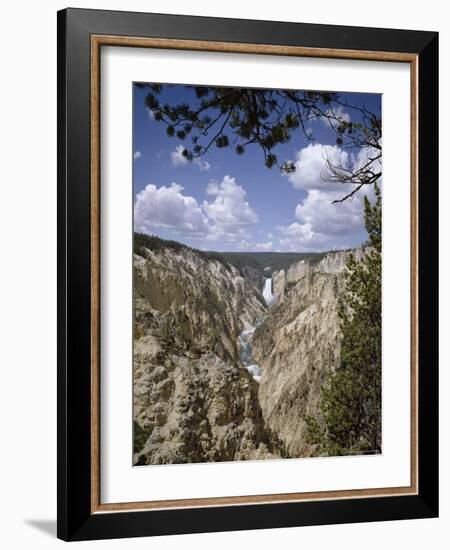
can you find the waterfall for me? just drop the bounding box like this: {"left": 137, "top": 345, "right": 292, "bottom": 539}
{"left": 262, "top": 277, "right": 274, "bottom": 306}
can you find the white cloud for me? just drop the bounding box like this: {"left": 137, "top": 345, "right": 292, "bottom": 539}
{"left": 278, "top": 187, "right": 374, "bottom": 251}
{"left": 235, "top": 239, "right": 272, "bottom": 251}
{"left": 286, "top": 143, "right": 353, "bottom": 193}
{"left": 134, "top": 183, "right": 210, "bottom": 237}
{"left": 279, "top": 222, "right": 314, "bottom": 241}
{"left": 255, "top": 241, "right": 273, "bottom": 251}
{"left": 193, "top": 158, "right": 211, "bottom": 172}
{"left": 203, "top": 176, "right": 258, "bottom": 236}
{"left": 278, "top": 141, "right": 381, "bottom": 251}
{"left": 133, "top": 151, "right": 142, "bottom": 160}
{"left": 236, "top": 239, "right": 254, "bottom": 250}
{"left": 294, "top": 189, "right": 365, "bottom": 236}
{"left": 134, "top": 175, "right": 258, "bottom": 243}
{"left": 321, "top": 105, "right": 351, "bottom": 128}
{"left": 278, "top": 222, "right": 327, "bottom": 251}
{"left": 170, "top": 145, "right": 188, "bottom": 166}
{"left": 147, "top": 108, "right": 155, "bottom": 120}
{"left": 355, "top": 146, "right": 382, "bottom": 180}
{"left": 278, "top": 220, "right": 329, "bottom": 251}
{"left": 171, "top": 146, "right": 211, "bottom": 172}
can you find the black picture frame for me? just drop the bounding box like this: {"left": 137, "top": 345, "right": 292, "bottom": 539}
{"left": 57, "top": 7, "right": 438, "bottom": 541}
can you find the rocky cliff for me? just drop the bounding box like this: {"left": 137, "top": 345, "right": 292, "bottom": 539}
{"left": 133, "top": 233, "right": 361, "bottom": 464}
{"left": 252, "top": 250, "right": 361, "bottom": 457}
{"left": 133, "top": 239, "right": 283, "bottom": 465}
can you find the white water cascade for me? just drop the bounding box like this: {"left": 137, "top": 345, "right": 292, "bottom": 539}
{"left": 262, "top": 277, "right": 274, "bottom": 306}
{"left": 238, "top": 325, "right": 262, "bottom": 383}
{"left": 237, "top": 279, "right": 274, "bottom": 383}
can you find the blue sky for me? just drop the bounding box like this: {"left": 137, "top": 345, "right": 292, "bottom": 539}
{"left": 133, "top": 84, "right": 381, "bottom": 252}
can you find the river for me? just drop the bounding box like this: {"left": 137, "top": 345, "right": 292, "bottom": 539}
{"left": 238, "top": 277, "right": 274, "bottom": 383}
{"left": 238, "top": 325, "right": 262, "bottom": 382}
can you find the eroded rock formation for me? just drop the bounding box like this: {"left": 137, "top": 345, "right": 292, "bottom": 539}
{"left": 252, "top": 250, "right": 361, "bottom": 456}
{"left": 133, "top": 244, "right": 283, "bottom": 465}
{"left": 133, "top": 236, "right": 360, "bottom": 464}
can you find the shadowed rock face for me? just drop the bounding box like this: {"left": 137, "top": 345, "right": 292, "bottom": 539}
{"left": 252, "top": 251, "right": 361, "bottom": 457}
{"left": 133, "top": 246, "right": 283, "bottom": 465}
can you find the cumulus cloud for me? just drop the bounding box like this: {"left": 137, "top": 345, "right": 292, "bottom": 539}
{"left": 193, "top": 158, "right": 211, "bottom": 172}
{"left": 278, "top": 223, "right": 327, "bottom": 251}
{"left": 286, "top": 143, "right": 353, "bottom": 193}
{"left": 278, "top": 189, "right": 369, "bottom": 251}
{"left": 170, "top": 145, "right": 188, "bottom": 166}
{"left": 235, "top": 239, "right": 272, "bottom": 251}
{"left": 236, "top": 239, "right": 254, "bottom": 250}
{"left": 171, "top": 146, "right": 211, "bottom": 172}
{"left": 134, "top": 175, "right": 258, "bottom": 243}
{"left": 254, "top": 241, "right": 273, "bottom": 251}
{"left": 133, "top": 151, "right": 142, "bottom": 160}
{"left": 278, "top": 141, "right": 380, "bottom": 251}
{"left": 321, "top": 105, "right": 351, "bottom": 128}
{"left": 134, "top": 183, "right": 209, "bottom": 237}
{"left": 294, "top": 189, "right": 365, "bottom": 236}
{"left": 203, "top": 176, "right": 258, "bottom": 234}
{"left": 355, "top": 145, "right": 382, "bottom": 179}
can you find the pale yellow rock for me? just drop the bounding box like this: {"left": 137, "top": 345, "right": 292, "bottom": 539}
{"left": 133, "top": 245, "right": 282, "bottom": 465}
{"left": 253, "top": 249, "right": 362, "bottom": 457}
{"left": 133, "top": 243, "right": 362, "bottom": 464}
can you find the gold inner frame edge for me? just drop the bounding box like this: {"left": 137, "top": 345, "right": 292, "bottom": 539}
{"left": 90, "top": 35, "right": 419, "bottom": 514}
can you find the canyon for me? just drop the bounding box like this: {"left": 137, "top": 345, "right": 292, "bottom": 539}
{"left": 133, "top": 233, "right": 358, "bottom": 465}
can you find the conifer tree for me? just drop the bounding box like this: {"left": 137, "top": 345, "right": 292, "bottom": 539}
{"left": 306, "top": 184, "right": 382, "bottom": 455}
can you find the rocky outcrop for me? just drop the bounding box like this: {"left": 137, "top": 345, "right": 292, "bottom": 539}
{"left": 134, "top": 246, "right": 266, "bottom": 363}
{"left": 133, "top": 243, "right": 282, "bottom": 465}
{"left": 272, "top": 249, "right": 363, "bottom": 304}
{"left": 272, "top": 269, "right": 286, "bottom": 303}
{"left": 134, "top": 235, "right": 362, "bottom": 464}
{"left": 252, "top": 249, "right": 360, "bottom": 457}
{"left": 235, "top": 263, "right": 266, "bottom": 293}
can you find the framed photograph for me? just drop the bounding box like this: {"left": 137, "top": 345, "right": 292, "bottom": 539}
{"left": 57, "top": 8, "right": 438, "bottom": 541}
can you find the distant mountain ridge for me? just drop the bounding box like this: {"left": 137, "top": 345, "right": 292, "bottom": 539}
{"left": 135, "top": 232, "right": 331, "bottom": 287}
{"left": 220, "top": 251, "right": 328, "bottom": 276}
